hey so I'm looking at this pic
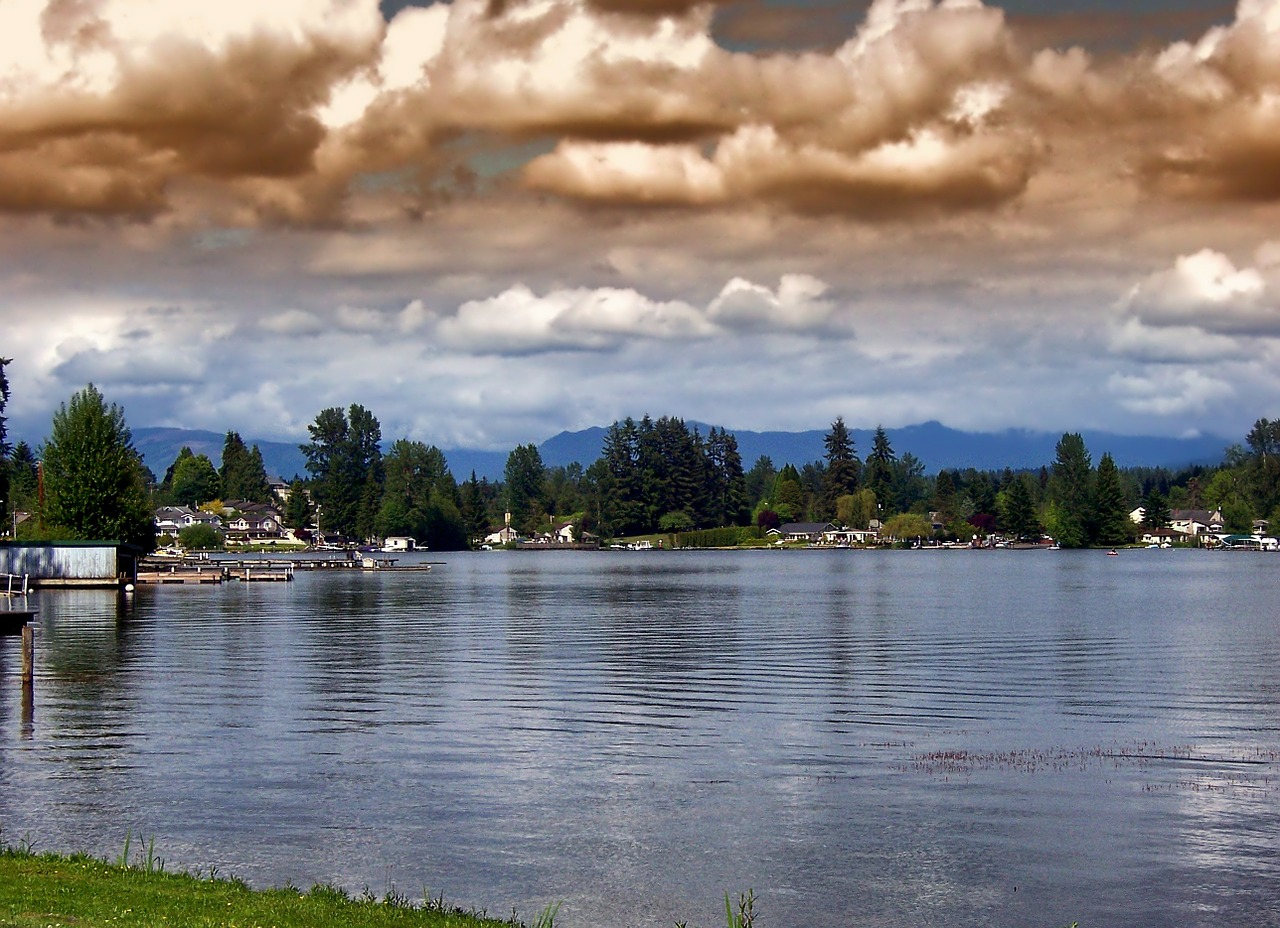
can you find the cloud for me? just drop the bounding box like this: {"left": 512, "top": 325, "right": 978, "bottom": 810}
{"left": 437, "top": 283, "right": 714, "bottom": 352}
{"left": 707, "top": 274, "right": 838, "bottom": 331}
{"left": 1119, "top": 247, "right": 1280, "bottom": 336}
{"left": 1108, "top": 368, "right": 1235, "bottom": 416}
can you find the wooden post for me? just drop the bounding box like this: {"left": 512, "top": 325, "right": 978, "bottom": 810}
{"left": 21, "top": 623, "right": 34, "bottom": 685}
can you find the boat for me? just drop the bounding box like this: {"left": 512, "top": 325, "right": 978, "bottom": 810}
{"left": 1107, "top": 549, "right": 1119, "bottom": 556}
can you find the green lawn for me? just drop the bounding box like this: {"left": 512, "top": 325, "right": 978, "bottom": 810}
{"left": 0, "top": 848, "right": 534, "bottom": 928}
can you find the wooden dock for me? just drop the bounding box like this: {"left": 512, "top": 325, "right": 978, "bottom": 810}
{"left": 136, "top": 560, "right": 294, "bottom": 585}
{"left": 135, "top": 554, "right": 438, "bottom": 585}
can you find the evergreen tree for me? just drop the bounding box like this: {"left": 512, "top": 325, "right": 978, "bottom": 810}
{"left": 283, "top": 480, "right": 314, "bottom": 531}
{"left": 822, "top": 416, "right": 860, "bottom": 513}
{"left": 772, "top": 464, "right": 806, "bottom": 522}
{"left": 1245, "top": 418, "right": 1280, "bottom": 520}
{"left": 8, "top": 440, "right": 38, "bottom": 515}
{"left": 933, "top": 470, "right": 958, "bottom": 519}
{"left": 460, "top": 471, "right": 491, "bottom": 541}
{"left": 504, "top": 443, "right": 546, "bottom": 534}
{"left": 893, "top": 453, "right": 929, "bottom": 512}
{"left": 1001, "top": 474, "right": 1040, "bottom": 541}
{"left": 376, "top": 439, "right": 462, "bottom": 547}
{"left": 301, "top": 404, "right": 383, "bottom": 540}
{"left": 221, "top": 431, "right": 272, "bottom": 503}
{"left": 1142, "top": 489, "right": 1172, "bottom": 530}
{"left": 744, "top": 455, "right": 777, "bottom": 508}
{"left": 705, "top": 427, "right": 750, "bottom": 527}
{"left": 1091, "top": 452, "right": 1132, "bottom": 546}
{"left": 863, "top": 426, "right": 896, "bottom": 515}
{"left": 966, "top": 472, "right": 997, "bottom": 520}
{"left": 0, "top": 358, "right": 9, "bottom": 530}
{"left": 40, "top": 384, "right": 155, "bottom": 551}
{"left": 599, "top": 418, "right": 643, "bottom": 536}
{"left": 1050, "top": 432, "right": 1093, "bottom": 548}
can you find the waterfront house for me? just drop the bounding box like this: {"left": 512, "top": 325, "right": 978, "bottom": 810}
{"left": 154, "top": 506, "right": 224, "bottom": 534}
{"left": 1129, "top": 507, "right": 1223, "bottom": 536}
{"left": 822, "top": 527, "right": 879, "bottom": 546}
{"left": 775, "top": 522, "right": 836, "bottom": 544}
{"left": 1139, "top": 527, "right": 1189, "bottom": 545}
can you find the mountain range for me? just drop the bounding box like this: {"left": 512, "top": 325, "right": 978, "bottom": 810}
{"left": 132, "top": 421, "right": 1231, "bottom": 485}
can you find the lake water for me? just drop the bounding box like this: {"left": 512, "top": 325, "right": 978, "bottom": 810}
{"left": 1, "top": 549, "right": 1278, "bottom": 928}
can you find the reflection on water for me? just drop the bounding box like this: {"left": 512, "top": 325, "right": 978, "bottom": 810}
{"left": 1, "top": 550, "right": 1278, "bottom": 928}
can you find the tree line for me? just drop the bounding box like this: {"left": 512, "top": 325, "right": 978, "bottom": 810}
{"left": 6, "top": 368, "right": 1280, "bottom": 552}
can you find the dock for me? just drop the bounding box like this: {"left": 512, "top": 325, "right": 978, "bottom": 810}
{"left": 135, "top": 554, "right": 438, "bottom": 585}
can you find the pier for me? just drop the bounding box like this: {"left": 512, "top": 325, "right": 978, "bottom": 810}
{"left": 135, "top": 554, "right": 437, "bottom": 585}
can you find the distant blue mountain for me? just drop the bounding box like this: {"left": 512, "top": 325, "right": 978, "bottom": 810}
{"left": 135, "top": 420, "right": 1230, "bottom": 485}
{"left": 538, "top": 420, "right": 1229, "bottom": 475}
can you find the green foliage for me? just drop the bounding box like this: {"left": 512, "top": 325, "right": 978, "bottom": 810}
{"left": 221, "top": 431, "right": 272, "bottom": 503}
{"left": 1141, "top": 489, "right": 1171, "bottom": 530}
{"left": 863, "top": 425, "right": 896, "bottom": 513}
{"left": 724, "top": 889, "right": 756, "bottom": 928}
{"left": 1048, "top": 433, "right": 1092, "bottom": 547}
{"left": 178, "top": 522, "right": 222, "bottom": 551}
{"left": 882, "top": 512, "right": 933, "bottom": 541}
{"left": 673, "top": 526, "right": 749, "bottom": 548}
{"left": 659, "top": 510, "right": 694, "bottom": 533}
{"left": 0, "top": 358, "right": 9, "bottom": 530}
{"left": 170, "top": 450, "right": 220, "bottom": 507}
{"left": 1091, "top": 453, "right": 1133, "bottom": 546}
{"left": 822, "top": 416, "right": 860, "bottom": 512}
{"left": 504, "top": 443, "right": 546, "bottom": 535}
{"left": 301, "top": 404, "right": 383, "bottom": 541}
{"left": 1000, "top": 473, "right": 1040, "bottom": 541}
{"left": 593, "top": 416, "right": 749, "bottom": 537}
{"left": 772, "top": 464, "right": 806, "bottom": 522}
{"left": 283, "top": 480, "right": 315, "bottom": 530}
{"left": 40, "top": 384, "right": 156, "bottom": 551}
{"left": 836, "top": 488, "right": 877, "bottom": 529}
{"left": 744, "top": 455, "right": 776, "bottom": 509}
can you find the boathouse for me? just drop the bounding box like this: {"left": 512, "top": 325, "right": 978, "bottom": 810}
{"left": 0, "top": 541, "right": 141, "bottom": 588}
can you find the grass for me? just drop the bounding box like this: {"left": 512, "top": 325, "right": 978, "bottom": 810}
{"left": 0, "top": 842, "right": 541, "bottom": 928}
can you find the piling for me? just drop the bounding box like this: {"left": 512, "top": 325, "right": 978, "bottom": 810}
{"left": 21, "top": 624, "right": 34, "bottom": 685}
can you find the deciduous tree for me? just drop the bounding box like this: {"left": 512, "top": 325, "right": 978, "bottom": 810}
{"left": 171, "top": 449, "right": 221, "bottom": 507}
{"left": 40, "top": 384, "right": 155, "bottom": 551}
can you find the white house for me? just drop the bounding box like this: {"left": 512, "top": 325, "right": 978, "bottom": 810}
{"left": 774, "top": 522, "right": 836, "bottom": 543}
{"left": 822, "top": 527, "right": 879, "bottom": 546}
{"left": 1130, "top": 507, "right": 1223, "bottom": 536}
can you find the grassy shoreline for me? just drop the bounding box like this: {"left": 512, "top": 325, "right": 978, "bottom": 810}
{"left": 0, "top": 846, "right": 543, "bottom": 928}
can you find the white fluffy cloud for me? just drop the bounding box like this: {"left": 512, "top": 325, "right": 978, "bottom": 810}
{"left": 1117, "top": 246, "right": 1280, "bottom": 339}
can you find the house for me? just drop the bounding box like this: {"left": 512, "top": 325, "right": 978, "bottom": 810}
{"left": 154, "top": 506, "right": 223, "bottom": 534}
{"left": 1130, "top": 507, "right": 1223, "bottom": 536}
{"left": 1139, "top": 527, "right": 1189, "bottom": 545}
{"left": 822, "top": 527, "right": 879, "bottom": 546}
{"left": 775, "top": 522, "right": 836, "bottom": 544}
{"left": 382, "top": 536, "right": 415, "bottom": 552}
{"left": 484, "top": 512, "right": 520, "bottom": 546}
{"left": 1170, "top": 509, "right": 1223, "bottom": 536}
{"left": 225, "top": 511, "right": 284, "bottom": 543}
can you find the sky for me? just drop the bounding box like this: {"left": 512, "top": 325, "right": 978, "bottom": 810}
{"left": 3, "top": 0, "right": 1279, "bottom": 452}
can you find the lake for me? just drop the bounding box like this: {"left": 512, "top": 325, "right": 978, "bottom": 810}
{"left": 2, "top": 549, "right": 1278, "bottom": 928}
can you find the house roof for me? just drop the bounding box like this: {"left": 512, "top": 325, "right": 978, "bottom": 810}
{"left": 780, "top": 522, "right": 835, "bottom": 534}
{"left": 1171, "top": 509, "right": 1220, "bottom": 524}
